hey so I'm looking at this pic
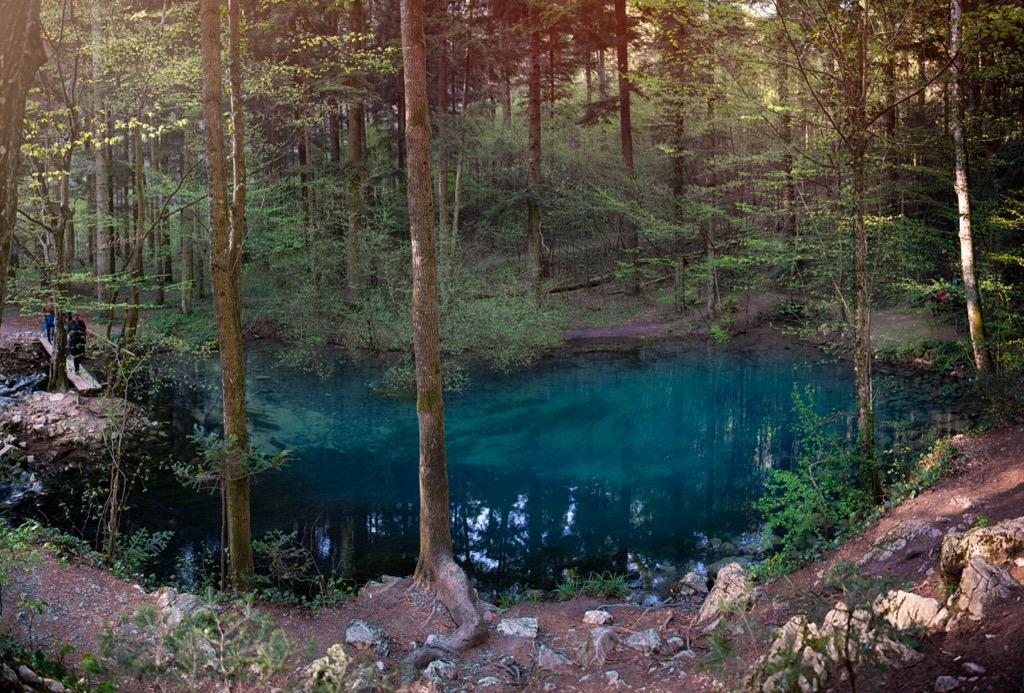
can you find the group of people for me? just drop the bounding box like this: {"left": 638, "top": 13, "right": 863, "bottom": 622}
{"left": 41, "top": 305, "right": 88, "bottom": 374}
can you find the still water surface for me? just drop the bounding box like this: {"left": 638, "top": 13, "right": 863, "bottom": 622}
{"left": 147, "top": 343, "right": 970, "bottom": 590}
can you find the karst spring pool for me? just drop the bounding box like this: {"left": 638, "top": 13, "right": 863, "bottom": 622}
{"left": 133, "top": 343, "right": 971, "bottom": 592}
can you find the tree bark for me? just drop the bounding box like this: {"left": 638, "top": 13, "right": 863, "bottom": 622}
{"left": 346, "top": 0, "right": 365, "bottom": 306}
{"left": 200, "top": 0, "right": 253, "bottom": 588}
{"left": 950, "top": 0, "right": 993, "bottom": 373}
{"left": 124, "top": 126, "right": 146, "bottom": 343}
{"left": 526, "top": 22, "right": 543, "bottom": 303}
{"left": 0, "top": 0, "right": 45, "bottom": 330}
{"left": 615, "top": 0, "right": 638, "bottom": 294}
{"left": 400, "top": 0, "right": 486, "bottom": 655}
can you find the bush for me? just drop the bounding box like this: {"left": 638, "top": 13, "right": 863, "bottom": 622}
{"left": 754, "top": 388, "right": 871, "bottom": 576}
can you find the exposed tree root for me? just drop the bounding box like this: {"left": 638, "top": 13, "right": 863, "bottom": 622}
{"left": 402, "top": 556, "right": 488, "bottom": 672}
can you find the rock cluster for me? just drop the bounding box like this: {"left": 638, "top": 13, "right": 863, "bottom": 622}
{"left": 0, "top": 391, "right": 165, "bottom": 451}
{"left": 747, "top": 515, "right": 1024, "bottom": 692}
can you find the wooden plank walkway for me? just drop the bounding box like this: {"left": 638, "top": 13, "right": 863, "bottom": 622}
{"left": 38, "top": 335, "right": 102, "bottom": 391}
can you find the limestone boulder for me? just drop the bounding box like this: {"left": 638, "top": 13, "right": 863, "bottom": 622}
{"left": 697, "top": 562, "right": 752, "bottom": 626}
{"left": 873, "top": 590, "right": 947, "bottom": 631}
{"left": 954, "top": 554, "right": 1023, "bottom": 619}
{"left": 859, "top": 520, "right": 942, "bottom": 568}
{"left": 939, "top": 517, "right": 1024, "bottom": 586}
{"left": 745, "top": 616, "right": 827, "bottom": 693}
{"left": 622, "top": 628, "right": 663, "bottom": 656}
{"left": 578, "top": 627, "right": 619, "bottom": 667}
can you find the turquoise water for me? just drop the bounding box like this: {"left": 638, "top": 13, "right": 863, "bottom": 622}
{"left": 150, "top": 344, "right": 970, "bottom": 590}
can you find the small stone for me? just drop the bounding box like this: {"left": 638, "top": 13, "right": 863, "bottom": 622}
{"left": 497, "top": 616, "right": 538, "bottom": 639}
{"left": 345, "top": 619, "right": 386, "bottom": 651}
{"left": 1, "top": 664, "right": 17, "bottom": 684}
{"left": 42, "top": 678, "right": 66, "bottom": 692}
{"left": 17, "top": 665, "right": 42, "bottom": 685}
{"left": 477, "top": 676, "right": 501, "bottom": 688}
{"left": 604, "top": 670, "right": 626, "bottom": 687}
{"left": 961, "top": 662, "right": 986, "bottom": 675}
{"left": 423, "top": 659, "right": 456, "bottom": 681}
{"left": 583, "top": 609, "right": 613, "bottom": 625}
{"left": 664, "top": 636, "right": 685, "bottom": 654}
{"left": 623, "top": 628, "right": 663, "bottom": 656}
{"left": 934, "top": 675, "right": 960, "bottom": 692}
{"left": 536, "top": 645, "right": 573, "bottom": 671}
{"left": 579, "top": 627, "right": 619, "bottom": 667}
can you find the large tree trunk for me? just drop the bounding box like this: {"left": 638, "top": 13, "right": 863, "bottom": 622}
{"left": 400, "top": 0, "right": 486, "bottom": 656}
{"left": 200, "top": 0, "right": 253, "bottom": 588}
{"left": 526, "top": 22, "right": 543, "bottom": 303}
{"left": 950, "top": 0, "right": 993, "bottom": 374}
{"left": 0, "top": 0, "right": 45, "bottom": 330}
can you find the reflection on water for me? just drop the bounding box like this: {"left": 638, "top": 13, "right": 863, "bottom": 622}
{"left": 139, "top": 344, "right": 971, "bottom": 590}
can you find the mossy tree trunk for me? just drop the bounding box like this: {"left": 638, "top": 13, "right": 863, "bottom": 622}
{"left": 199, "top": 0, "right": 253, "bottom": 588}
{"left": 400, "top": 0, "right": 486, "bottom": 655}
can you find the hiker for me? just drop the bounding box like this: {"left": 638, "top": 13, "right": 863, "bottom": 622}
{"left": 67, "top": 314, "right": 87, "bottom": 374}
{"left": 42, "top": 304, "right": 54, "bottom": 342}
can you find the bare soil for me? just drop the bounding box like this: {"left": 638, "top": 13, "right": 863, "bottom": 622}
{"left": 2, "top": 309, "right": 1023, "bottom": 692}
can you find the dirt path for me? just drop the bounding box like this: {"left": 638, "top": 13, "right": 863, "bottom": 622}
{"left": 2, "top": 422, "right": 1022, "bottom": 692}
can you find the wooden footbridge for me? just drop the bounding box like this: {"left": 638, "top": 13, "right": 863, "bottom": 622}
{"left": 38, "top": 335, "right": 102, "bottom": 392}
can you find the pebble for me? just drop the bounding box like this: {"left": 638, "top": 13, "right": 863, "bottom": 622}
{"left": 934, "top": 675, "right": 960, "bottom": 692}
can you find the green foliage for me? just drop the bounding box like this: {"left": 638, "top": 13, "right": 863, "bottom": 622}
{"left": 174, "top": 427, "right": 291, "bottom": 496}
{"left": 101, "top": 590, "right": 292, "bottom": 690}
{"left": 553, "top": 571, "right": 629, "bottom": 601}
{"left": 111, "top": 528, "right": 174, "bottom": 584}
{"left": 754, "top": 388, "right": 871, "bottom": 576}
{"left": 0, "top": 627, "right": 110, "bottom": 693}
{"left": 0, "top": 522, "right": 45, "bottom": 612}
{"left": 143, "top": 307, "right": 219, "bottom": 352}
{"left": 495, "top": 583, "right": 544, "bottom": 609}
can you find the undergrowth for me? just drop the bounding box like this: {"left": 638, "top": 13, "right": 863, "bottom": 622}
{"left": 752, "top": 388, "right": 965, "bottom": 582}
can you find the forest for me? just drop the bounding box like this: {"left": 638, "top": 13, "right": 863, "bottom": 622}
{"left": 2, "top": 0, "right": 1024, "bottom": 690}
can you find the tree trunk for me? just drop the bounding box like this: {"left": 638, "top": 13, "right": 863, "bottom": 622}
{"left": 124, "top": 126, "right": 145, "bottom": 343}
{"left": 451, "top": 46, "right": 471, "bottom": 240}
{"left": 615, "top": 0, "right": 638, "bottom": 294}
{"left": 436, "top": 41, "right": 449, "bottom": 240}
{"left": 851, "top": 1, "right": 880, "bottom": 503}
{"left": 400, "top": 0, "right": 486, "bottom": 656}
{"left": 526, "top": 23, "right": 543, "bottom": 303}
{"left": 200, "top": 0, "right": 253, "bottom": 588}
{"left": 950, "top": 0, "right": 993, "bottom": 373}
{"left": 345, "top": 0, "right": 365, "bottom": 306}
{"left": 0, "top": 2, "right": 46, "bottom": 329}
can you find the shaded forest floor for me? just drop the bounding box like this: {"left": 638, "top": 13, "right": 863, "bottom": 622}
{"left": 2, "top": 300, "right": 1023, "bottom": 691}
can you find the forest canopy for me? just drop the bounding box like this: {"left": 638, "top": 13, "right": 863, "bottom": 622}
{"left": 5, "top": 0, "right": 1024, "bottom": 379}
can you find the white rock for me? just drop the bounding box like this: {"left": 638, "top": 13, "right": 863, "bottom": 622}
{"left": 934, "top": 675, "right": 960, "bottom": 692}
{"left": 955, "top": 554, "right": 1023, "bottom": 619}
{"left": 961, "top": 662, "right": 986, "bottom": 675}
{"left": 496, "top": 616, "right": 538, "bottom": 639}
{"left": 578, "top": 627, "right": 619, "bottom": 667}
{"left": 424, "top": 659, "right": 456, "bottom": 681}
{"left": 696, "top": 563, "right": 752, "bottom": 625}
{"left": 874, "top": 590, "right": 947, "bottom": 630}
{"left": 536, "top": 645, "right": 573, "bottom": 671}
{"left": 623, "top": 628, "right": 662, "bottom": 656}
{"left": 344, "top": 619, "right": 386, "bottom": 650}
{"left": 583, "top": 609, "right": 613, "bottom": 625}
